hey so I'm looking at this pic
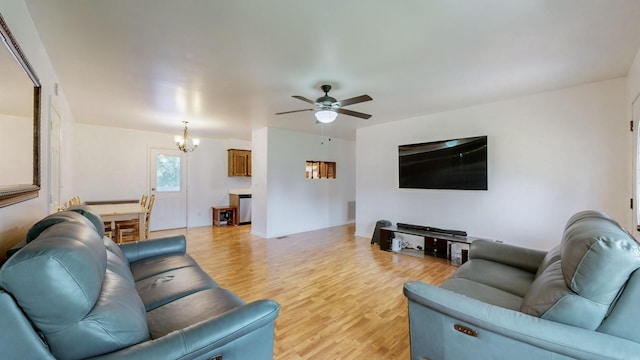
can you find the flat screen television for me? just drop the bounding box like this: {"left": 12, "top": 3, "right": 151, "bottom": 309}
{"left": 398, "top": 136, "right": 487, "bottom": 190}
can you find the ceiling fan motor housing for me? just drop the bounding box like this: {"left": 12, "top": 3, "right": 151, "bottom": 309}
{"left": 316, "top": 85, "right": 338, "bottom": 108}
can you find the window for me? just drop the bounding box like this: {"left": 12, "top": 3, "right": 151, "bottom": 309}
{"left": 156, "top": 154, "right": 181, "bottom": 192}
{"left": 305, "top": 161, "right": 336, "bottom": 179}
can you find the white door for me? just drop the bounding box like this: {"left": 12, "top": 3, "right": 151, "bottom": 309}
{"left": 149, "top": 148, "right": 187, "bottom": 231}
{"left": 48, "top": 101, "right": 62, "bottom": 213}
{"left": 633, "top": 97, "right": 640, "bottom": 239}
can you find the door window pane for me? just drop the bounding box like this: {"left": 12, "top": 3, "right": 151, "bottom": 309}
{"left": 156, "top": 155, "right": 180, "bottom": 192}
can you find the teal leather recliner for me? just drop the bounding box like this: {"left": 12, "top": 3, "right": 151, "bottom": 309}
{"left": 0, "top": 206, "right": 280, "bottom": 359}
{"left": 404, "top": 211, "right": 640, "bottom": 360}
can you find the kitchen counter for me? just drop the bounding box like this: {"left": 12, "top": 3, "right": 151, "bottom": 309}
{"left": 229, "top": 188, "right": 251, "bottom": 196}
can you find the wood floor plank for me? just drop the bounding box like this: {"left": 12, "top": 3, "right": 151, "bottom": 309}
{"left": 152, "top": 223, "right": 457, "bottom": 359}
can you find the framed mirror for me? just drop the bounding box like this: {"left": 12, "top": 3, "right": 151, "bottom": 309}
{"left": 0, "top": 12, "right": 41, "bottom": 208}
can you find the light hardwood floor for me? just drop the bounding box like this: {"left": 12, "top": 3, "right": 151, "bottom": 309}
{"left": 153, "top": 223, "right": 457, "bottom": 359}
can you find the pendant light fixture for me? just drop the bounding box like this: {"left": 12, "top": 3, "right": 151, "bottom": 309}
{"left": 175, "top": 121, "right": 199, "bottom": 152}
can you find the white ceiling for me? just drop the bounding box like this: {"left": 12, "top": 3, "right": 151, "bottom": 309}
{"left": 22, "top": 0, "right": 640, "bottom": 141}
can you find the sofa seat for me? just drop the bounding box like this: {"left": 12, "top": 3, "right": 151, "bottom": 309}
{"left": 147, "top": 287, "right": 245, "bottom": 338}
{"left": 439, "top": 277, "right": 524, "bottom": 311}
{"left": 0, "top": 206, "right": 280, "bottom": 360}
{"left": 444, "top": 258, "right": 536, "bottom": 297}
{"left": 135, "top": 266, "right": 219, "bottom": 311}
{"left": 129, "top": 253, "right": 200, "bottom": 281}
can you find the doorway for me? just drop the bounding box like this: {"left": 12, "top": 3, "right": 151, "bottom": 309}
{"left": 48, "top": 100, "right": 62, "bottom": 213}
{"left": 149, "top": 148, "right": 187, "bottom": 231}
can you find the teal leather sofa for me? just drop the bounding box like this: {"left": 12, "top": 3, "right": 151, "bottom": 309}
{"left": 0, "top": 206, "right": 280, "bottom": 359}
{"left": 404, "top": 211, "right": 640, "bottom": 360}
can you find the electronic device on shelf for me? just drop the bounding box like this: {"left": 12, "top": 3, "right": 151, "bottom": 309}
{"left": 396, "top": 222, "right": 467, "bottom": 237}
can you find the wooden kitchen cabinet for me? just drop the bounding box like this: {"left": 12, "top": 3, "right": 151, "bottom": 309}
{"left": 228, "top": 149, "right": 251, "bottom": 177}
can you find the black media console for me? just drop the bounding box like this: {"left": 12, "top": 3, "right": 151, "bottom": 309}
{"left": 395, "top": 223, "right": 468, "bottom": 237}
{"left": 379, "top": 223, "right": 489, "bottom": 264}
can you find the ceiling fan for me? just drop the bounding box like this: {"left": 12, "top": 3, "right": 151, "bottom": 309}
{"left": 275, "top": 85, "right": 373, "bottom": 123}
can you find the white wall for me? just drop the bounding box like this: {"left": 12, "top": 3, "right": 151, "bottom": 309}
{"left": 252, "top": 127, "right": 356, "bottom": 238}
{"left": 356, "top": 78, "right": 629, "bottom": 251}
{"left": 0, "top": 1, "right": 75, "bottom": 259}
{"left": 251, "top": 127, "right": 269, "bottom": 237}
{"left": 73, "top": 124, "right": 251, "bottom": 228}
{"left": 628, "top": 47, "right": 640, "bottom": 102}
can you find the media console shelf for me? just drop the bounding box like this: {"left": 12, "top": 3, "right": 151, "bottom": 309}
{"left": 379, "top": 224, "right": 490, "bottom": 265}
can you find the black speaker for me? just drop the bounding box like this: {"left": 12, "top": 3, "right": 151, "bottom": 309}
{"left": 371, "top": 220, "right": 392, "bottom": 245}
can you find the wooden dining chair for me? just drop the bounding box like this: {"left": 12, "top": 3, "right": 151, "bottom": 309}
{"left": 116, "top": 221, "right": 139, "bottom": 243}
{"left": 144, "top": 195, "right": 155, "bottom": 239}
{"left": 103, "top": 221, "right": 114, "bottom": 239}
{"left": 140, "top": 194, "right": 148, "bottom": 208}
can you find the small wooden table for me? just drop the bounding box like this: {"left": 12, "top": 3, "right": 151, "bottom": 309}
{"left": 212, "top": 206, "right": 237, "bottom": 226}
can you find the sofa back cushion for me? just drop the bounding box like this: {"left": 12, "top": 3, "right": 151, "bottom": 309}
{"left": 0, "top": 221, "right": 148, "bottom": 359}
{"left": 104, "top": 235, "right": 131, "bottom": 268}
{"left": 597, "top": 269, "right": 640, "bottom": 342}
{"left": 534, "top": 245, "right": 560, "bottom": 278}
{"left": 522, "top": 260, "right": 611, "bottom": 329}
{"left": 25, "top": 211, "right": 96, "bottom": 243}
{"left": 521, "top": 211, "right": 640, "bottom": 329}
{"left": 67, "top": 205, "right": 106, "bottom": 238}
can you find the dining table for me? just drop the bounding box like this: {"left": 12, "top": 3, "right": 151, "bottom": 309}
{"left": 89, "top": 203, "right": 148, "bottom": 240}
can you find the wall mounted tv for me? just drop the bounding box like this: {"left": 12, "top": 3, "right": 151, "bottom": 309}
{"left": 398, "top": 136, "right": 488, "bottom": 190}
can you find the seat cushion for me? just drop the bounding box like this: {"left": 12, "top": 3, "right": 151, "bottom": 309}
{"left": 441, "top": 278, "right": 523, "bottom": 311}
{"left": 147, "top": 287, "right": 245, "bottom": 338}
{"left": 129, "top": 253, "right": 199, "bottom": 281}
{"left": 136, "top": 266, "right": 219, "bottom": 311}
{"left": 449, "top": 259, "right": 535, "bottom": 298}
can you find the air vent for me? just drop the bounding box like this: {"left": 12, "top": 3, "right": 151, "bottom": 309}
{"left": 348, "top": 201, "right": 356, "bottom": 220}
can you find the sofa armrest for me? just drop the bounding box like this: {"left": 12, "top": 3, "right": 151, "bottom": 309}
{"left": 403, "top": 281, "right": 640, "bottom": 360}
{"left": 470, "top": 239, "right": 547, "bottom": 273}
{"left": 119, "top": 235, "right": 186, "bottom": 263}
{"left": 89, "top": 299, "right": 280, "bottom": 360}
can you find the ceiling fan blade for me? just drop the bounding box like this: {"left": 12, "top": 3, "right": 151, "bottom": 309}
{"left": 292, "top": 95, "right": 316, "bottom": 105}
{"left": 339, "top": 94, "right": 372, "bottom": 107}
{"left": 336, "top": 108, "right": 372, "bottom": 119}
{"left": 275, "top": 109, "right": 313, "bottom": 115}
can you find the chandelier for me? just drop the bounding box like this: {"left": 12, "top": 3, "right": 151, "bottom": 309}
{"left": 175, "top": 121, "right": 199, "bottom": 152}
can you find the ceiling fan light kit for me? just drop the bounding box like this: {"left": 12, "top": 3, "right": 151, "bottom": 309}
{"left": 315, "top": 110, "right": 338, "bottom": 123}
{"left": 276, "top": 84, "right": 373, "bottom": 122}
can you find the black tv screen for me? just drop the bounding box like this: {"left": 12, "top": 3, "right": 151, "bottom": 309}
{"left": 398, "top": 136, "right": 487, "bottom": 190}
